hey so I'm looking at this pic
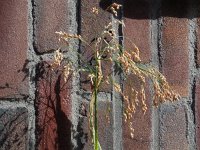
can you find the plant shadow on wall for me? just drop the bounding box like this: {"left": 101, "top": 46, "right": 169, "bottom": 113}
{"left": 35, "top": 62, "right": 75, "bottom": 150}
{"left": 0, "top": 59, "right": 30, "bottom": 99}
{"left": 0, "top": 108, "right": 28, "bottom": 149}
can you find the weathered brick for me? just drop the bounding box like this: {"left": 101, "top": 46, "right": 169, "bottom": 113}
{"left": 34, "top": 0, "right": 69, "bottom": 54}
{"left": 35, "top": 62, "right": 72, "bottom": 150}
{"left": 123, "top": 76, "right": 152, "bottom": 150}
{"left": 161, "top": 17, "right": 189, "bottom": 96}
{"left": 195, "top": 78, "right": 200, "bottom": 149}
{"left": 81, "top": 99, "right": 113, "bottom": 150}
{"left": 124, "top": 0, "right": 151, "bottom": 62}
{"left": 0, "top": 107, "right": 28, "bottom": 150}
{"left": 80, "top": 0, "right": 112, "bottom": 92}
{"left": 160, "top": 105, "right": 188, "bottom": 150}
{"left": 0, "top": 0, "right": 29, "bottom": 98}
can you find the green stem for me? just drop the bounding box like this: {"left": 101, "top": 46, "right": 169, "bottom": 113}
{"left": 94, "top": 51, "right": 100, "bottom": 150}
{"left": 89, "top": 39, "right": 103, "bottom": 150}
{"left": 94, "top": 79, "right": 98, "bottom": 150}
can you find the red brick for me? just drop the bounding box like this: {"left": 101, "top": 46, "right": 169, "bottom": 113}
{"left": 35, "top": 62, "right": 72, "bottom": 150}
{"left": 0, "top": 0, "right": 29, "bottom": 98}
{"left": 34, "top": 0, "right": 69, "bottom": 54}
{"left": 123, "top": 76, "right": 152, "bottom": 150}
{"left": 80, "top": 0, "right": 112, "bottom": 92}
{"left": 195, "top": 78, "right": 200, "bottom": 149}
{"left": 81, "top": 100, "right": 113, "bottom": 150}
{"left": 0, "top": 107, "right": 28, "bottom": 150}
{"left": 160, "top": 105, "right": 188, "bottom": 150}
{"left": 124, "top": 0, "right": 151, "bottom": 62}
{"left": 161, "top": 17, "right": 189, "bottom": 96}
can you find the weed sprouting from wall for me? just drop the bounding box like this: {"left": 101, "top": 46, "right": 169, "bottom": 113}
{"left": 49, "top": 2, "right": 179, "bottom": 150}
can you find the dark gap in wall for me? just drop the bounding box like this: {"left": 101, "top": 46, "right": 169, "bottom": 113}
{"left": 150, "top": 0, "right": 161, "bottom": 19}
{"left": 116, "top": 0, "right": 125, "bottom": 87}
{"left": 191, "top": 78, "right": 196, "bottom": 124}
{"left": 77, "top": 0, "right": 82, "bottom": 86}
{"left": 99, "top": 0, "right": 112, "bottom": 10}
{"left": 115, "top": 0, "right": 123, "bottom": 43}
{"left": 122, "top": 0, "right": 199, "bottom": 19}
{"left": 157, "top": 18, "right": 163, "bottom": 71}
{"left": 77, "top": 0, "right": 81, "bottom": 45}
{"left": 124, "top": 0, "right": 150, "bottom": 19}
{"left": 118, "top": 17, "right": 123, "bottom": 50}
{"left": 31, "top": 0, "right": 38, "bottom": 55}
{"left": 161, "top": 0, "right": 189, "bottom": 18}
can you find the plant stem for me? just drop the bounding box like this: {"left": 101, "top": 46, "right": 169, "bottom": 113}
{"left": 94, "top": 48, "right": 99, "bottom": 150}
{"left": 94, "top": 79, "right": 98, "bottom": 150}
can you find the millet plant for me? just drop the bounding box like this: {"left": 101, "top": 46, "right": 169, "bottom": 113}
{"left": 50, "top": 2, "right": 179, "bottom": 150}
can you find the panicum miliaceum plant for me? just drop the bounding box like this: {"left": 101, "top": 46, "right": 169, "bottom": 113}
{"left": 50, "top": 3, "right": 179, "bottom": 150}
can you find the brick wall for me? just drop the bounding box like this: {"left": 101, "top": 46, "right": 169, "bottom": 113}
{"left": 0, "top": 0, "right": 199, "bottom": 150}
